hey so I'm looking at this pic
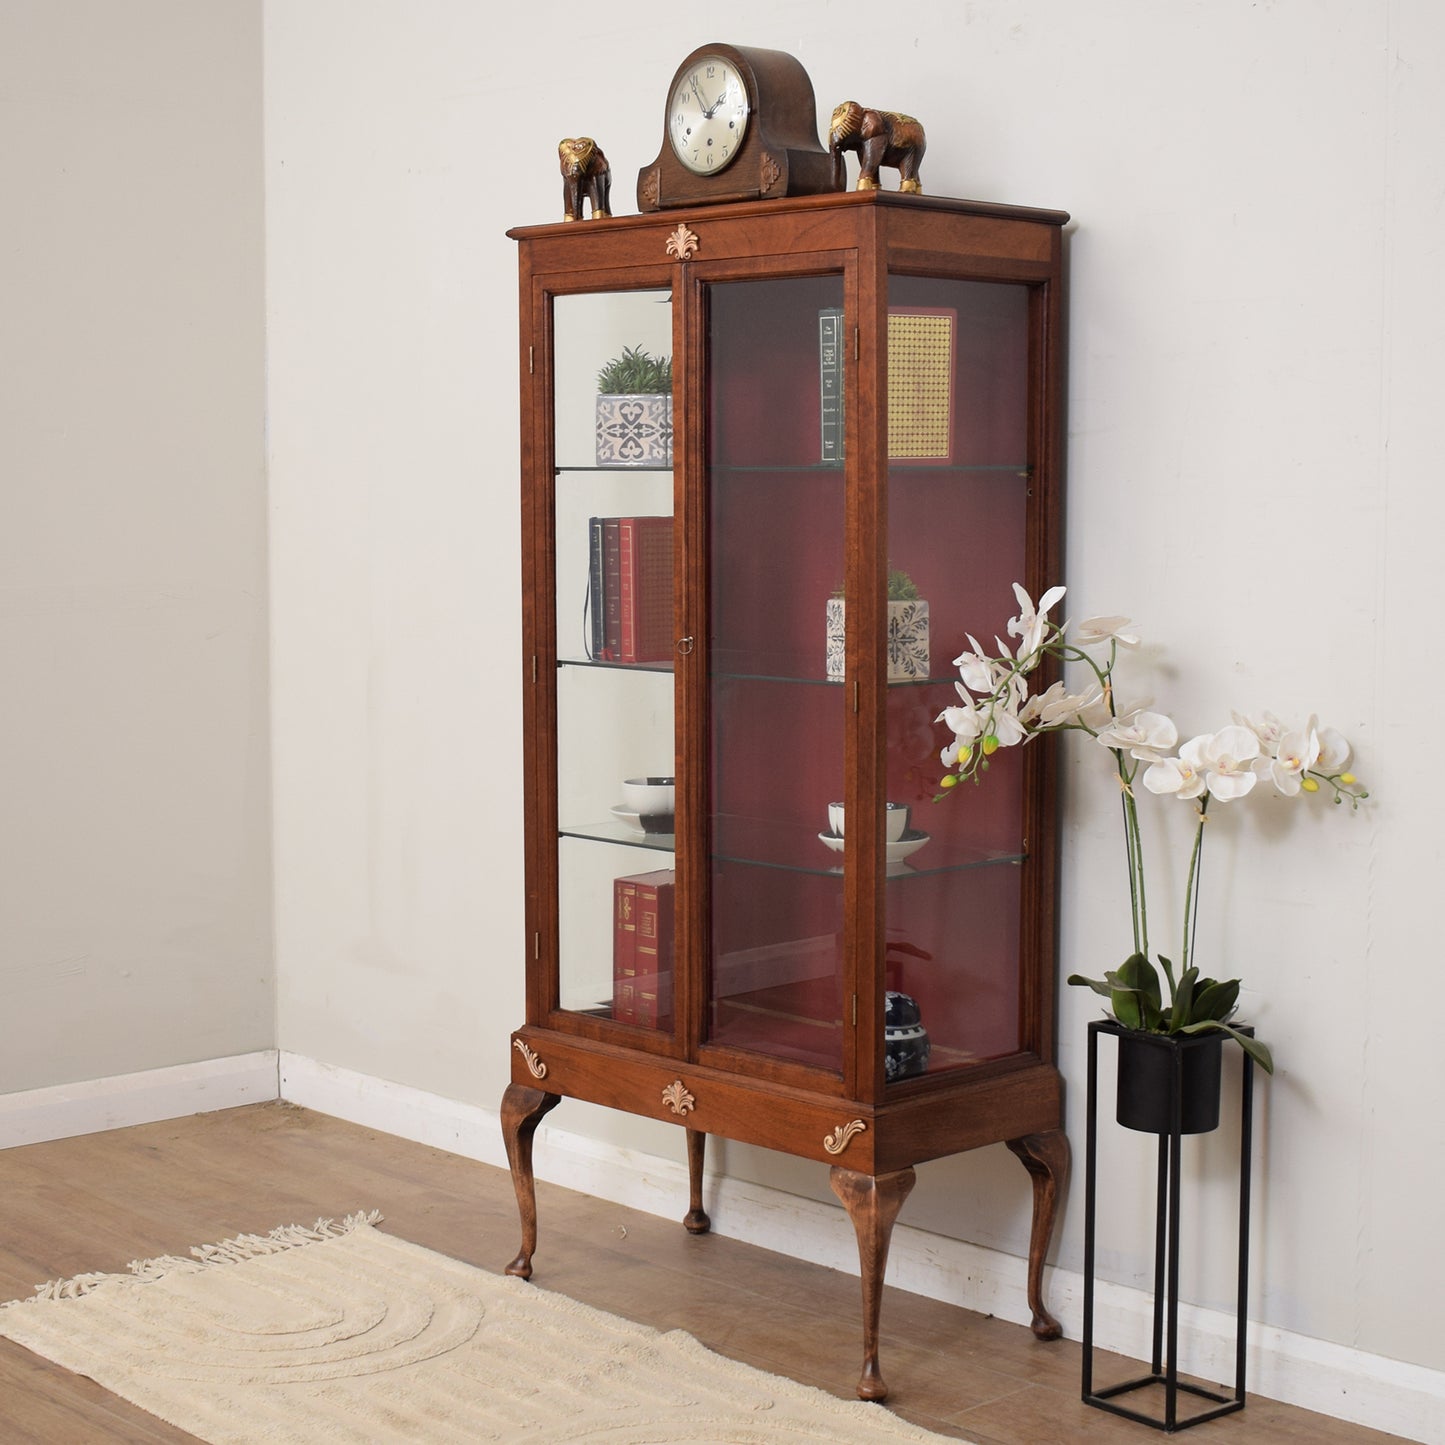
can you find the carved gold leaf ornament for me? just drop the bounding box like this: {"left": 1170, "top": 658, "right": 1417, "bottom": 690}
{"left": 662, "top": 1080, "right": 697, "bottom": 1115}
{"left": 823, "top": 1119, "right": 868, "bottom": 1155}
{"left": 665, "top": 224, "right": 699, "bottom": 260}
{"left": 513, "top": 1039, "right": 548, "bottom": 1079}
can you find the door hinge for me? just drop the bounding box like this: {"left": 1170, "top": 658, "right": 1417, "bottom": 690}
{"left": 534, "top": 932, "right": 540, "bottom": 959}
{"left": 853, "top": 326, "right": 860, "bottom": 361}
{"left": 528, "top": 345, "right": 535, "bottom": 375}
{"left": 531, "top": 654, "right": 537, "bottom": 683}
{"left": 852, "top": 993, "right": 858, "bottom": 1027}
{"left": 853, "top": 681, "right": 859, "bottom": 714}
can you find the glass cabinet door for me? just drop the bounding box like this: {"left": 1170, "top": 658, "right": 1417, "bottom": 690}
{"left": 704, "top": 272, "right": 849, "bottom": 1075}
{"left": 882, "top": 276, "right": 1033, "bottom": 1080}
{"left": 552, "top": 288, "right": 677, "bottom": 1031}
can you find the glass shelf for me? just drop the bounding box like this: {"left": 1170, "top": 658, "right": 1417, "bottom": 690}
{"left": 557, "top": 815, "right": 1022, "bottom": 877}
{"left": 559, "top": 818, "right": 676, "bottom": 853}
{"left": 556, "top": 465, "right": 674, "bottom": 476}
{"left": 557, "top": 657, "right": 675, "bottom": 676}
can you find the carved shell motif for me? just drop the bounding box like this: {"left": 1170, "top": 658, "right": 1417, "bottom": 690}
{"left": 665, "top": 224, "right": 699, "bottom": 261}
{"left": 662, "top": 1080, "right": 696, "bottom": 1116}
{"left": 823, "top": 1119, "right": 868, "bottom": 1155}
{"left": 512, "top": 1039, "right": 547, "bottom": 1079}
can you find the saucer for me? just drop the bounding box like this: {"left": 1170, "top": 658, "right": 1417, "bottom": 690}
{"left": 818, "top": 829, "right": 930, "bottom": 863}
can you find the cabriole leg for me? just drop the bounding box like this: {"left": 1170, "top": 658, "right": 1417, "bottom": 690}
{"left": 1006, "top": 1129, "right": 1070, "bottom": 1339}
{"left": 684, "top": 1129, "right": 711, "bottom": 1234}
{"left": 501, "top": 1082, "right": 560, "bottom": 1279}
{"left": 829, "top": 1165, "right": 917, "bottom": 1402}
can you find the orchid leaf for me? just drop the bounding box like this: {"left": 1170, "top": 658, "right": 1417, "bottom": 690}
{"left": 1192, "top": 978, "right": 1240, "bottom": 1023}
{"left": 1066, "top": 973, "right": 1115, "bottom": 1000}
{"left": 1116, "top": 953, "right": 1162, "bottom": 1014}
{"left": 1156, "top": 952, "right": 1178, "bottom": 996}
{"left": 1179, "top": 1019, "right": 1274, "bottom": 1075}
{"left": 1168, "top": 966, "right": 1199, "bottom": 1032}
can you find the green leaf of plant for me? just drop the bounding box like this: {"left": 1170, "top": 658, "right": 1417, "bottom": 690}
{"left": 1066, "top": 973, "right": 1115, "bottom": 999}
{"left": 1116, "top": 953, "right": 1163, "bottom": 1014}
{"left": 1156, "top": 953, "right": 1178, "bottom": 997}
{"left": 1168, "top": 966, "right": 1199, "bottom": 1031}
{"left": 1111, "top": 988, "right": 1145, "bottom": 1030}
{"left": 1178, "top": 1020, "right": 1275, "bottom": 1075}
{"left": 1192, "top": 978, "right": 1240, "bottom": 1023}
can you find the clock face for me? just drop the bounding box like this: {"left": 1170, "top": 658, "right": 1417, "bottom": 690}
{"left": 668, "top": 56, "right": 751, "bottom": 175}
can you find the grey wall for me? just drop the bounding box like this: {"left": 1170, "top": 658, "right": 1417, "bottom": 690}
{"left": 1, "top": 0, "right": 271, "bottom": 1089}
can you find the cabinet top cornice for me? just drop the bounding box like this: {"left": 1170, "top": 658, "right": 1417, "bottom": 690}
{"left": 507, "top": 187, "right": 1070, "bottom": 243}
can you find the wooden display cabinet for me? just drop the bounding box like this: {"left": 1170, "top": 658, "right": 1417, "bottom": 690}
{"left": 504, "top": 189, "right": 1069, "bottom": 1401}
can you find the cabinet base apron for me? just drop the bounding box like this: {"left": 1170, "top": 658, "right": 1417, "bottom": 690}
{"left": 502, "top": 1031, "right": 1068, "bottom": 1401}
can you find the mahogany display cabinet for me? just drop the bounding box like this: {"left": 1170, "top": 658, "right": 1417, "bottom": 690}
{"left": 504, "top": 188, "right": 1070, "bottom": 1401}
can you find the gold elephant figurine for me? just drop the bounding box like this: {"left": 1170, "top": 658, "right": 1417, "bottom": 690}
{"left": 828, "top": 102, "right": 925, "bottom": 194}
{"left": 558, "top": 137, "right": 612, "bottom": 221}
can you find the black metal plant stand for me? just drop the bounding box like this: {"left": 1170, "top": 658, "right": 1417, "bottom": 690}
{"left": 1081, "top": 1019, "right": 1255, "bottom": 1432}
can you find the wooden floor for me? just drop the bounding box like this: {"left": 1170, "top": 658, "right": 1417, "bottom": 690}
{"left": 0, "top": 1103, "right": 1405, "bottom": 1444}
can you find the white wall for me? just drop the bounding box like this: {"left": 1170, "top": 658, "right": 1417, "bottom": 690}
{"left": 265, "top": 0, "right": 1445, "bottom": 1388}
{"left": 0, "top": 1, "right": 271, "bottom": 1090}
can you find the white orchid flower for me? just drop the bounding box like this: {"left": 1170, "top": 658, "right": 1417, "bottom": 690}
{"left": 985, "top": 698, "right": 1029, "bottom": 749}
{"left": 953, "top": 634, "right": 1001, "bottom": 695}
{"left": 1095, "top": 710, "right": 1178, "bottom": 762}
{"left": 1075, "top": 615, "right": 1139, "bottom": 648}
{"left": 1006, "top": 582, "right": 1066, "bottom": 661}
{"left": 1193, "top": 726, "right": 1262, "bottom": 801}
{"left": 1262, "top": 724, "right": 1321, "bottom": 796}
{"left": 1231, "top": 710, "right": 1286, "bottom": 753}
{"left": 1020, "top": 680, "right": 1103, "bottom": 728}
{"left": 1313, "top": 719, "right": 1353, "bottom": 773}
{"left": 1141, "top": 752, "right": 1207, "bottom": 800}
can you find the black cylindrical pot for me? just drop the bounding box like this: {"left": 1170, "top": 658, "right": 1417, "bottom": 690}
{"left": 1116, "top": 1031, "right": 1223, "bottom": 1134}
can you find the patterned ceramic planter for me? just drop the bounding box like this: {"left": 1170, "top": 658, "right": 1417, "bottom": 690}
{"left": 826, "top": 598, "right": 930, "bottom": 681}
{"left": 596, "top": 393, "right": 674, "bottom": 467}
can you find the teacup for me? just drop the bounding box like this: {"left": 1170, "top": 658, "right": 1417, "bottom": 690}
{"left": 827, "top": 802, "right": 910, "bottom": 842}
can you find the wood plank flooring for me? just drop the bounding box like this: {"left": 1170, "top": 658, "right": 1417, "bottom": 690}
{"left": 0, "top": 1103, "right": 1406, "bottom": 1443}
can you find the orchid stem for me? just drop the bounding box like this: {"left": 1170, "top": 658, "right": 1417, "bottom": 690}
{"left": 1182, "top": 797, "right": 1209, "bottom": 973}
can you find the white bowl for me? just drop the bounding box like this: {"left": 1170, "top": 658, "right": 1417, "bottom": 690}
{"left": 622, "top": 776, "right": 675, "bottom": 816}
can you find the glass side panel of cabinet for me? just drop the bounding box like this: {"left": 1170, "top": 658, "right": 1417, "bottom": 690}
{"left": 705, "top": 273, "right": 847, "bottom": 1074}
{"left": 883, "top": 277, "right": 1031, "bottom": 1080}
{"left": 553, "top": 290, "right": 676, "bottom": 1032}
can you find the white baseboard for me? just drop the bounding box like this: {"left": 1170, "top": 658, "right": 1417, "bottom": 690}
{"left": 8, "top": 1051, "right": 1441, "bottom": 1443}
{"left": 0, "top": 1051, "right": 280, "bottom": 1149}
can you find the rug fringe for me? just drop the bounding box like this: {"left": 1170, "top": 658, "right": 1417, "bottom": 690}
{"left": 4, "top": 1210, "right": 383, "bottom": 1306}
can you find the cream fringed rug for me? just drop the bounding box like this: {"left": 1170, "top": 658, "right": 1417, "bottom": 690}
{"left": 0, "top": 1212, "right": 962, "bottom": 1444}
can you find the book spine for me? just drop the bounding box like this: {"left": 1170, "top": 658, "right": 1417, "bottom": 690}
{"left": 587, "top": 516, "right": 604, "bottom": 660}
{"left": 632, "top": 873, "right": 675, "bottom": 1028}
{"left": 617, "top": 517, "right": 638, "bottom": 664}
{"left": 613, "top": 875, "right": 638, "bottom": 1023}
{"left": 601, "top": 518, "right": 621, "bottom": 661}
{"left": 618, "top": 516, "right": 674, "bottom": 664}
{"left": 819, "top": 307, "right": 845, "bottom": 463}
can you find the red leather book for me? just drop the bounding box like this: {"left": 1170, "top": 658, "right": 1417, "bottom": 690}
{"left": 617, "top": 516, "right": 673, "bottom": 664}
{"left": 622, "top": 867, "right": 674, "bottom": 1028}
{"left": 612, "top": 874, "right": 639, "bottom": 1023}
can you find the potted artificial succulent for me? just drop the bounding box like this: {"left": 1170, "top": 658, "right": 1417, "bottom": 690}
{"left": 827, "top": 567, "right": 931, "bottom": 682}
{"left": 595, "top": 345, "right": 674, "bottom": 467}
{"left": 936, "top": 583, "right": 1369, "bottom": 1132}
